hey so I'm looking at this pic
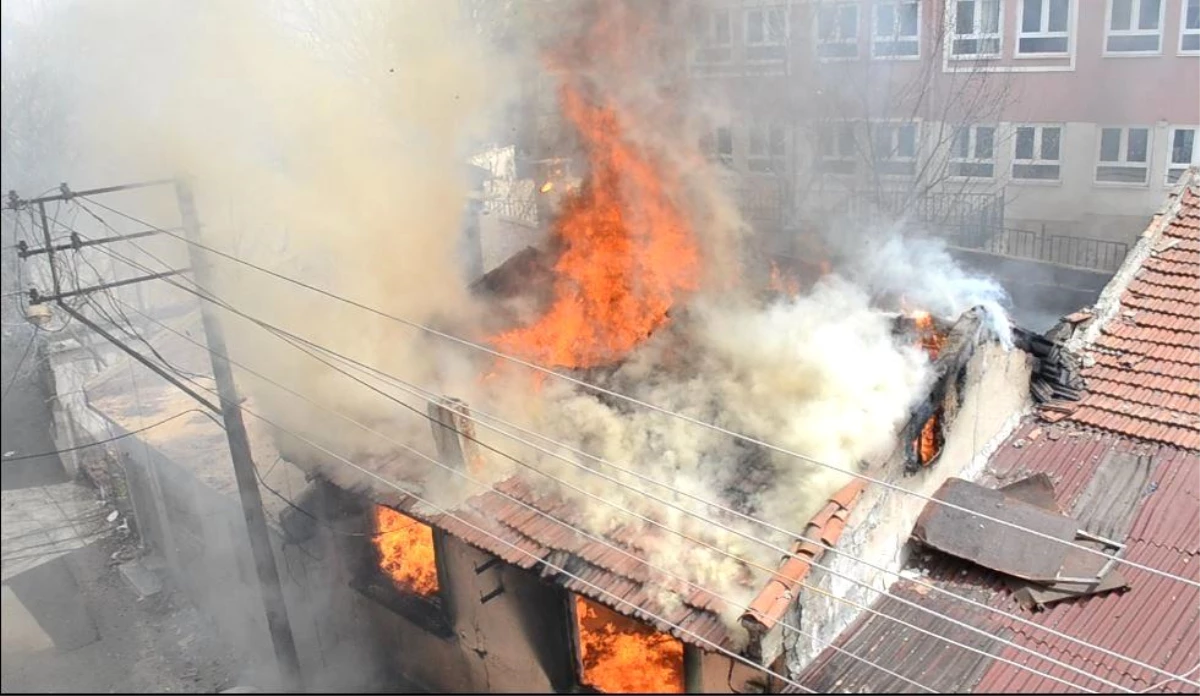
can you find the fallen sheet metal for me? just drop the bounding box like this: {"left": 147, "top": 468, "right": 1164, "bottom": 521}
{"left": 995, "top": 473, "right": 1131, "bottom": 608}
{"left": 914, "top": 478, "right": 1080, "bottom": 581}
{"left": 913, "top": 478, "right": 1124, "bottom": 588}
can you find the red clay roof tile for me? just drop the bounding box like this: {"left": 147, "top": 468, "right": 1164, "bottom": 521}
{"left": 1057, "top": 177, "right": 1200, "bottom": 449}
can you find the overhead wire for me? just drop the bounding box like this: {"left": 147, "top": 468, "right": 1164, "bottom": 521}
{"left": 1, "top": 327, "right": 40, "bottom": 404}
{"left": 78, "top": 194, "right": 1200, "bottom": 591}
{"left": 104, "top": 283, "right": 941, "bottom": 695}
{"left": 61, "top": 304, "right": 821, "bottom": 695}
{"left": 68, "top": 201, "right": 1200, "bottom": 687}
{"left": 1, "top": 409, "right": 213, "bottom": 463}
{"left": 70, "top": 206, "right": 1194, "bottom": 691}
{"left": 92, "top": 245, "right": 1124, "bottom": 694}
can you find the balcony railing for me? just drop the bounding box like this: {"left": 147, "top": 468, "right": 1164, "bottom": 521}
{"left": 942, "top": 226, "right": 1129, "bottom": 273}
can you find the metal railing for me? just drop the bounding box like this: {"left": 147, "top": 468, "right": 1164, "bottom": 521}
{"left": 942, "top": 226, "right": 1129, "bottom": 273}
{"left": 482, "top": 195, "right": 539, "bottom": 226}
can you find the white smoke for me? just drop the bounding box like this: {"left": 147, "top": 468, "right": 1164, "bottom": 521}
{"left": 826, "top": 224, "right": 1014, "bottom": 347}
{"left": 3, "top": 0, "right": 1014, "bottom": 645}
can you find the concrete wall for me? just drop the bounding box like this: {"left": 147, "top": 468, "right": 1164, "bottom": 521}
{"left": 97, "top": 408, "right": 582, "bottom": 692}
{"left": 785, "top": 338, "right": 1032, "bottom": 677}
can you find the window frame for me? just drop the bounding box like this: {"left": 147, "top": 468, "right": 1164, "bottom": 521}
{"left": 693, "top": 7, "right": 734, "bottom": 64}
{"left": 702, "top": 125, "right": 735, "bottom": 168}
{"left": 872, "top": 0, "right": 921, "bottom": 59}
{"left": 1103, "top": 0, "right": 1166, "bottom": 56}
{"left": 948, "top": 124, "right": 998, "bottom": 180}
{"left": 1094, "top": 125, "right": 1153, "bottom": 186}
{"left": 816, "top": 0, "right": 861, "bottom": 60}
{"left": 948, "top": 0, "right": 1004, "bottom": 60}
{"left": 745, "top": 5, "right": 789, "bottom": 63}
{"left": 747, "top": 121, "right": 789, "bottom": 174}
{"left": 354, "top": 505, "right": 454, "bottom": 639}
{"left": 816, "top": 121, "right": 859, "bottom": 175}
{"left": 1166, "top": 126, "right": 1199, "bottom": 184}
{"left": 870, "top": 120, "right": 920, "bottom": 177}
{"left": 1012, "top": 124, "right": 1065, "bottom": 183}
{"left": 1015, "top": 0, "right": 1073, "bottom": 57}
{"left": 1182, "top": 0, "right": 1200, "bottom": 55}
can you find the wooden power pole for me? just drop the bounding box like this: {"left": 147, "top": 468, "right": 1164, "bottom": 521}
{"left": 176, "top": 181, "right": 305, "bottom": 692}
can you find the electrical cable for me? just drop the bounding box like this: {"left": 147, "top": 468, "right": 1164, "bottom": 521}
{"left": 71, "top": 217, "right": 1200, "bottom": 690}
{"left": 106, "top": 289, "right": 1121, "bottom": 695}
{"left": 78, "top": 194, "right": 1200, "bottom": 591}
{"left": 1, "top": 409, "right": 211, "bottom": 463}
{"left": 112, "top": 297, "right": 945, "bottom": 691}
{"left": 75, "top": 214, "right": 1195, "bottom": 692}
{"left": 1, "top": 327, "right": 40, "bottom": 404}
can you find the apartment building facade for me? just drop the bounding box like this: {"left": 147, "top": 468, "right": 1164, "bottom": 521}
{"left": 687, "top": 0, "right": 1199, "bottom": 247}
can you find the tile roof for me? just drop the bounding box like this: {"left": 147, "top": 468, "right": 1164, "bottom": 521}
{"left": 1052, "top": 175, "right": 1200, "bottom": 450}
{"left": 384, "top": 476, "right": 871, "bottom": 654}
{"left": 741, "top": 480, "right": 866, "bottom": 634}
{"left": 379, "top": 476, "right": 743, "bottom": 650}
{"left": 793, "top": 421, "right": 1200, "bottom": 693}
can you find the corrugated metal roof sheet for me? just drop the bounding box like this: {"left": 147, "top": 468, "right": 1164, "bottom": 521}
{"left": 793, "top": 421, "right": 1200, "bottom": 693}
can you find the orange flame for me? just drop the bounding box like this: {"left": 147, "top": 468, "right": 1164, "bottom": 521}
{"left": 490, "top": 86, "right": 699, "bottom": 370}
{"left": 374, "top": 506, "right": 439, "bottom": 597}
{"left": 574, "top": 595, "right": 684, "bottom": 694}
{"left": 911, "top": 310, "right": 946, "bottom": 360}
{"left": 917, "top": 413, "right": 940, "bottom": 465}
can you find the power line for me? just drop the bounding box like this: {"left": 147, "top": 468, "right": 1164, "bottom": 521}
{"left": 73, "top": 211, "right": 1194, "bottom": 691}
{"left": 83, "top": 331, "right": 820, "bottom": 694}
{"left": 78, "top": 194, "right": 1200, "bottom": 591}
{"left": 101, "top": 277, "right": 1117, "bottom": 695}
{"left": 1, "top": 409, "right": 211, "bottom": 463}
{"left": 1, "top": 327, "right": 40, "bottom": 404}
{"left": 104, "top": 290, "right": 941, "bottom": 694}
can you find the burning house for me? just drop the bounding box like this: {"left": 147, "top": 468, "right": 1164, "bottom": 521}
{"left": 53, "top": 83, "right": 1036, "bottom": 694}
{"left": 28, "top": 3, "right": 1108, "bottom": 693}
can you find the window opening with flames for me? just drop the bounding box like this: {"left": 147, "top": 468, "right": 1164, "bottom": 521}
{"left": 911, "top": 310, "right": 949, "bottom": 467}
{"left": 572, "top": 595, "right": 685, "bottom": 694}
{"left": 373, "top": 505, "right": 440, "bottom": 598}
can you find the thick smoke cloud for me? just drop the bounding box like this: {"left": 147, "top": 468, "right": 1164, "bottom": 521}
{"left": 4, "top": 0, "right": 1011, "bottom": 642}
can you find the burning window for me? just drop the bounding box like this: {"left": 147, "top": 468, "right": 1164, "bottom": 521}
{"left": 573, "top": 595, "right": 684, "bottom": 694}
{"left": 914, "top": 407, "right": 945, "bottom": 467}
{"left": 909, "top": 310, "right": 948, "bottom": 468}
{"left": 373, "top": 505, "right": 439, "bottom": 598}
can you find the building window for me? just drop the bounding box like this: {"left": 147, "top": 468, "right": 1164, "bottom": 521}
{"left": 950, "top": 0, "right": 1002, "bottom": 58}
{"left": 748, "top": 122, "right": 788, "bottom": 173}
{"left": 1096, "top": 126, "right": 1151, "bottom": 184}
{"left": 873, "top": 1, "right": 920, "bottom": 57}
{"left": 817, "top": 122, "right": 858, "bottom": 174}
{"left": 1017, "top": 0, "right": 1071, "bottom": 55}
{"left": 1167, "top": 127, "right": 1197, "bottom": 184}
{"left": 746, "top": 6, "right": 788, "bottom": 61}
{"left": 702, "top": 126, "right": 734, "bottom": 168}
{"left": 355, "top": 504, "right": 453, "bottom": 637}
{"left": 1013, "top": 125, "right": 1063, "bottom": 181}
{"left": 693, "top": 7, "right": 733, "bottom": 63}
{"left": 374, "top": 506, "right": 441, "bottom": 598}
{"left": 817, "top": 1, "right": 859, "bottom": 58}
{"left": 1105, "top": 0, "right": 1164, "bottom": 54}
{"left": 1182, "top": 0, "right": 1200, "bottom": 53}
{"left": 572, "top": 595, "right": 685, "bottom": 694}
{"left": 949, "top": 125, "right": 996, "bottom": 178}
{"left": 871, "top": 122, "right": 918, "bottom": 176}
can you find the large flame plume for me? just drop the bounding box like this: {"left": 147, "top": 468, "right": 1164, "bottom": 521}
{"left": 574, "top": 595, "right": 684, "bottom": 694}
{"left": 490, "top": 85, "right": 699, "bottom": 370}
{"left": 373, "top": 506, "right": 439, "bottom": 597}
